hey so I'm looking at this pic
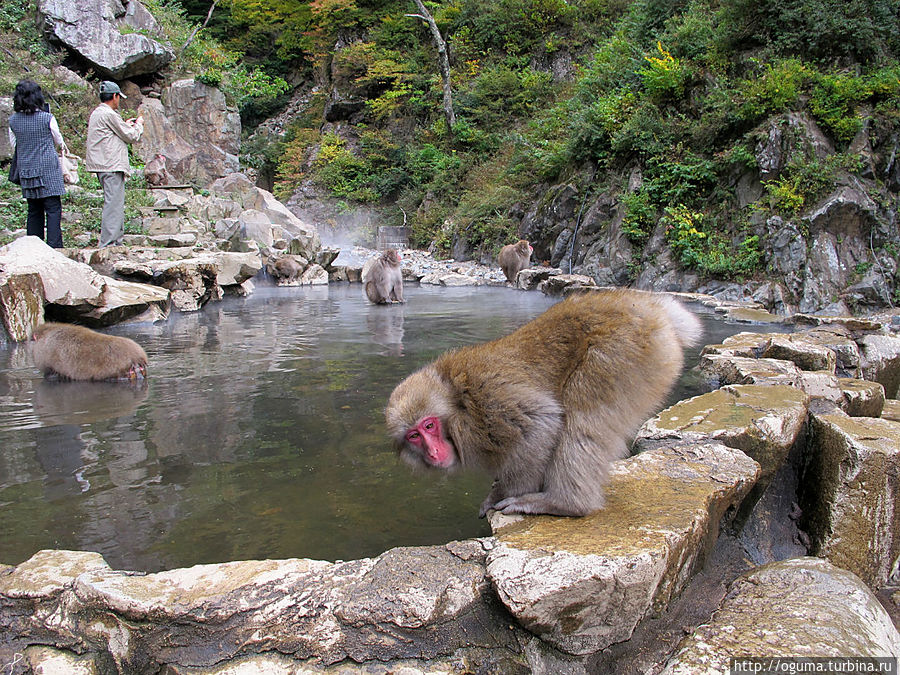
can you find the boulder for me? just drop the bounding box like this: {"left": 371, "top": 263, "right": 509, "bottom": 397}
{"left": 485, "top": 442, "right": 759, "bottom": 656}
{"left": 800, "top": 411, "right": 900, "bottom": 588}
{"left": 539, "top": 273, "right": 596, "bottom": 296}
{"left": 516, "top": 266, "right": 561, "bottom": 290}
{"left": 153, "top": 259, "right": 221, "bottom": 312}
{"left": 634, "top": 385, "right": 809, "bottom": 485}
{"left": 207, "top": 174, "right": 320, "bottom": 258}
{"left": 72, "top": 277, "right": 170, "bottom": 326}
{"left": 237, "top": 209, "right": 276, "bottom": 248}
{"left": 136, "top": 80, "right": 239, "bottom": 187}
{"left": 38, "top": 0, "right": 173, "bottom": 79}
{"left": 857, "top": 333, "right": 900, "bottom": 398}
{"left": 661, "top": 557, "right": 900, "bottom": 673}
{"left": 699, "top": 354, "right": 803, "bottom": 389}
{"left": 799, "top": 324, "right": 863, "bottom": 377}
{"left": 0, "top": 543, "right": 527, "bottom": 672}
{"left": 199, "top": 251, "right": 263, "bottom": 288}
{"left": 146, "top": 233, "right": 197, "bottom": 248}
{"left": 419, "top": 271, "right": 481, "bottom": 286}
{"left": 0, "top": 97, "right": 12, "bottom": 161}
{"left": 839, "top": 378, "right": 885, "bottom": 417}
{"left": 760, "top": 333, "right": 837, "bottom": 371}
{"left": 0, "top": 271, "right": 45, "bottom": 342}
{"left": 0, "top": 236, "right": 105, "bottom": 311}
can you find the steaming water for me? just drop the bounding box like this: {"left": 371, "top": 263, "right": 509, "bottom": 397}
{"left": 0, "top": 283, "right": 786, "bottom": 572}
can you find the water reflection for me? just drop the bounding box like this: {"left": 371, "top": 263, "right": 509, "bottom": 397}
{"left": 0, "top": 283, "right": 786, "bottom": 572}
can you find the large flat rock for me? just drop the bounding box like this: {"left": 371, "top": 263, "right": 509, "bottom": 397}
{"left": 485, "top": 443, "right": 760, "bottom": 656}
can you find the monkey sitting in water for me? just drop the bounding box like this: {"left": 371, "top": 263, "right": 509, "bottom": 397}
{"left": 32, "top": 322, "right": 148, "bottom": 382}
{"left": 385, "top": 289, "right": 702, "bottom": 517}
{"left": 363, "top": 249, "right": 404, "bottom": 304}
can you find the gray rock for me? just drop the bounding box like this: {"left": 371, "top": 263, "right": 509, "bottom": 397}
{"left": 839, "top": 378, "right": 885, "bottom": 417}
{"left": 136, "top": 80, "right": 239, "bottom": 187}
{"left": 153, "top": 259, "right": 221, "bottom": 311}
{"left": 38, "top": 0, "right": 173, "bottom": 79}
{"left": 0, "top": 271, "right": 45, "bottom": 342}
{"left": 857, "top": 333, "right": 900, "bottom": 398}
{"left": 74, "top": 276, "right": 170, "bottom": 326}
{"left": 516, "top": 267, "right": 561, "bottom": 290}
{"left": 0, "top": 97, "right": 12, "bottom": 161}
{"left": 0, "top": 236, "right": 105, "bottom": 311}
{"left": 760, "top": 333, "right": 837, "bottom": 371}
{"left": 539, "top": 273, "right": 596, "bottom": 296}
{"left": 0, "top": 542, "right": 528, "bottom": 672}
{"left": 634, "top": 385, "right": 809, "bottom": 485}
{"left": 801, "top": 410, "right": 900, "bottom": 588}
{"left": 699, "top": 354, "right": 803, "bottom": 389}
{"left": 661, "top": 557, "right": 900, "bottom": 674}
{"left": 486, "top": 442, "right": 759, "bottom": 656}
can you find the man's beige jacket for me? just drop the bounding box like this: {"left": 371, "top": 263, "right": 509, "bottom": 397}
{"left": 85, "top": 103, "right": 143, "bottom": 173}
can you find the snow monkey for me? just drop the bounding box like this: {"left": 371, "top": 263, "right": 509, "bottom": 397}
{"left": 267, "top": 254, "right": 304, "bottom": 283}
{"left": 497, "top": 239, "right": 533, "bottom": 283}
{"left": 32, "top": 322, "right": 148, "bottom": 382}
{"left": 385, "top": 289, "right": 703, "bottom": 517}
{"left": 363, "top": 248, "right": 404, "bottom": 304}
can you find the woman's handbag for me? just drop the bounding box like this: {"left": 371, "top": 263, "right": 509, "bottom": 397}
{"left": 8, "top": 147, "right": 20, "bottom": 185}
{"left": 59, "top": 142, "right": 80, "bottom": 185}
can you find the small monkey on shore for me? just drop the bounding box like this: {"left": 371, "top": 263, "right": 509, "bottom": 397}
{"left": 385, "top": 289, "right": 702, "bottom": 517}
{"left": 32, "top": 322, "right": 148, "bottom": 382}
{"left": 364, "top": 249, "right": 404, "bottom": 304}
{"left": 498, "top": 240, "right": 533, "bottom": 283}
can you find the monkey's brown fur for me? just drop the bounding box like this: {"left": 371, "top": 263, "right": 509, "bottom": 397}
{"left": 364, "top": 249, "right": 404, "bottom": 304}
{"left": 386, "top": 289, "right": 702, "bottom": 517}
{"left": 497, "top": 240, "right": 532, "bottom": 283}
{"left": 267, "top": 255, "right": 303, "bottom": 282}
{"left": 32, "top": 322, "right": 148, "bottom": 382}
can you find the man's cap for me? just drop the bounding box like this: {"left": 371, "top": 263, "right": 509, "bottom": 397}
{"left": 99, "top": 81, "right": 126, "bottom": 98}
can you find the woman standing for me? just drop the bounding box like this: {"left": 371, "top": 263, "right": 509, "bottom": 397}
{"left": 8, "top": 80, "right": 65, "bottom": 248}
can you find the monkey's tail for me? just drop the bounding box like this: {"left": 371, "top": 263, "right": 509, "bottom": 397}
{"left": 662, "top": 296, "right": 704, "bottom": 348}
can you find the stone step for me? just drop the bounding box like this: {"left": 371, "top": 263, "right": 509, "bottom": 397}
{"left": 486, "top": 441, "right": 760, "bottom": 655}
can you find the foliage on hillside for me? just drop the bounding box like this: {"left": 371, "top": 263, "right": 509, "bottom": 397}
{"left": 215, "top": 0, "right": 899, "bottom": 280}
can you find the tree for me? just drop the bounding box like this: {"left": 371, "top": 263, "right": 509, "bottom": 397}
{"left": 406, "top": 0, "right": 456, "bottom": 128}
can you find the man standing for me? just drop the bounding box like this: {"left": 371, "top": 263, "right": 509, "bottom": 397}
{"left": 85, "top": 81, "right": 144, "bottom": 248}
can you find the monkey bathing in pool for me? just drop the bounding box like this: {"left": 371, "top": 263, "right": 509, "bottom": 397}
{"left": 385, "top": 289, "right": 702, "bottom": 517}
{"left": 32, "top": 322, "right": 148, "bottom": 382}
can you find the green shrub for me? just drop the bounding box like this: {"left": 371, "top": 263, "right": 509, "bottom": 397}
{"left": 763, "top": 153, "right": 862, "bottom": 215}
{"left": 621, "top": 189, "right": 655, "bottom": 244}
{"left": 717, "top": 0, "right": 900, "bottom": 64}
{"left": 644, "top": 153, "right": 718, "bottom": 206}
{"left": 808, "top": 71, "right": 870, "bottom": 143}
{"left": 662, "top": 204, "right": 761, "bottom": 278}
{"left": 736, "top": 59, "right": 806, "bottom": 124}
{"left": 638, "top": 41, "right": 690, "bottom": 102}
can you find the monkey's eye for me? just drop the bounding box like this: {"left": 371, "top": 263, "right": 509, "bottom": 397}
{"left": 406, "top": 430, "right": 421, "bottom": 442}
{"left": 423, "top": 420, "right": 435, "bottom": 431}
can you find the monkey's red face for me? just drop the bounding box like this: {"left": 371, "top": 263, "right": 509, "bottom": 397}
{"left": 405, "top": 416, "right": 456, "bottom": 468}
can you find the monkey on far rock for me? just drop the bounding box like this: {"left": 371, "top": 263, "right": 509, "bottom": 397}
{"left": 363, "top": 248, "right": 404, "bottom": 304}
{"left": 385, "top": 289, "right": 702, "bottom": 517}
{"left": 497, "top": 239, "right": 533, "bottom": 284}
{"left": 267, "top": 254, "right": 304, "bottom": 284}
{"left": 32, "top": 322, "right": 148, "bottom": 382}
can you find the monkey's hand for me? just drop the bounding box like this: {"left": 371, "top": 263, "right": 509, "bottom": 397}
{"left": 478, "top": 482, "right": 505, "bottom": 518}
{"left": 492, "top": 492, "right": 589, "bottom": 517}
